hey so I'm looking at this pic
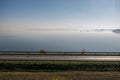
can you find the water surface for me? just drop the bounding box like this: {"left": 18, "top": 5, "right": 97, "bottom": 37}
{"left": 0, "top": 29, "right": 120, "bottom": 52}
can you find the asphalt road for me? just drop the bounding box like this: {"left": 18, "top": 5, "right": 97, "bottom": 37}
{"left": 0, "top": 54, "right": 120, "bottom": 61}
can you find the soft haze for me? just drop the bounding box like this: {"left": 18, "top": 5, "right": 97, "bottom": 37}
{"left": 0, "top": 0, "right": 120, "bottom": 31}
{"left": 0, "top": 0, "right": 120, "bottom": 52}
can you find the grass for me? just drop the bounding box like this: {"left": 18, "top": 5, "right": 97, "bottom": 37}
{"left": 0, "top": 61, "right": 120, "bottom": 80}
{"left": 0, "top": 61, "right": 120, "bottom": 72}
{"left": 0, "top": 71, "right": 120, "bottom": 80}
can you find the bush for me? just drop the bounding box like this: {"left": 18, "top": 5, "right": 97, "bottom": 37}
{"left": 40, "top": 49, "right": 47, "bottom": 54}
{"left": 0, "top": 61, "right": 119, "bottom": 72}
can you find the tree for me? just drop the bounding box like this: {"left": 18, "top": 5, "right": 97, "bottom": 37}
{"left": 81, "top": 49, "right": 85, "bottom": 55}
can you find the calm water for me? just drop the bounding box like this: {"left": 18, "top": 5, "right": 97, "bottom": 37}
{"left": 0, "top": 29, "right": 120, "bottom": 52}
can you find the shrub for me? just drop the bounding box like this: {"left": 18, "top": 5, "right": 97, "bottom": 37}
{"left": 40, "top": 49, "right": 47, "bottom": 54}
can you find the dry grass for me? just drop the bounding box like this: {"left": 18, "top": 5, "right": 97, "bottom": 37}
{"left": 0, "top": 71, "right": 120, "bottom": 80}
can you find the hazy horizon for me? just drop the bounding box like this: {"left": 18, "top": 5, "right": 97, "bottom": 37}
{"left": 0, "top": 0, "right": 120, "bottom": 52}
{"left": 0, "top": 0, "right": 120, "bottom": 36}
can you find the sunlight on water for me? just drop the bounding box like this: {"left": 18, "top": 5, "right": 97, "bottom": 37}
{"left": 0, "top": 29, "right": 120, "bottom": 52}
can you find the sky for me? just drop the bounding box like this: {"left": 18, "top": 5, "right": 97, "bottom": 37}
{"left": 0, "top": 0, "right": 120, "bottom": 32}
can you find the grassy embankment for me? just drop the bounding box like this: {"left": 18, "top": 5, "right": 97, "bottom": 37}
{"left": 0, "top": 71, "right": 120, "bottom": 80}
{"left": 0, "top": 61, "right": 119, "bottom": 72}
{"left": 0, "top": 61, "right": 120, "bottom": 80}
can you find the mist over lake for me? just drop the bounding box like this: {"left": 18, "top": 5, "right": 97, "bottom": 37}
{"left": 0, "top": 0, "right": 120, "bottom": 52}
{"left": 0, "top": 29, "right": 120, "bottom": 52}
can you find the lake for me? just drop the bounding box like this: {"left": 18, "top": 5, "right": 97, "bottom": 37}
{"left": 0, "top": 28, "right": 120, "bottom": 52}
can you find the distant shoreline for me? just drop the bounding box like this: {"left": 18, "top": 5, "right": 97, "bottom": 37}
{"left": 0, "top": 51, "right": 120, "bottom": 56}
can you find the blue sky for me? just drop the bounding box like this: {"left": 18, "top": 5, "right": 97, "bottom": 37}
{"left": 0, "top": 0, "right": 120, "bottom": 29}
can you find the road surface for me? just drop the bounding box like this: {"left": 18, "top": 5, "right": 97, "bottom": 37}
{"left": 0, "top": 54, "right": 120, "bottom": 61}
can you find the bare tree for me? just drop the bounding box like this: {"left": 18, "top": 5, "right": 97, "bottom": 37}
{"left": 81, "top": 49, "right": 85, "bottom": 55}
